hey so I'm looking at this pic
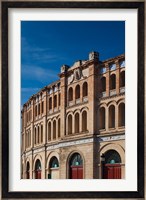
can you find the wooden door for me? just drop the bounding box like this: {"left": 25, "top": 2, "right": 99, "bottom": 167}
{"left": 70, "top": 166, "right": 83, "bottom": 179}
{"left": 35, "top": 170, "right": 41, "bottom": 179}
{"left": 104, "top": 164, "right": 121, "bottom": 179}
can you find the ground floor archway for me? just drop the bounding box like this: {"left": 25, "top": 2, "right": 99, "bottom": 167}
{"left": 69, "top": 153, "right": 83, "bottom": 179}
{"left": 103, "top": 150, "right": 122, "bottom": 179}
{"left": 35, "top": 159, "right": 42, "bottom": 179}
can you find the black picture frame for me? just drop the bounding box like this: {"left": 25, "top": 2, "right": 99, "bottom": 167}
{"left": 1, "top": 1, "right": 144, "bottom": 199}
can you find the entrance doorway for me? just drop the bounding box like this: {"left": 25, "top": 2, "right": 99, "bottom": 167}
{"left": 35, "top": 159, "right": 41, "bottom": 179}
{"left": 69, "top": 153, "right": 83, "bottom": 179}
{"left": 103, "top": 150, "right": 122, "bottom": 179}
{"left": 48, "top": 156, "right": 59, "bottom": 179}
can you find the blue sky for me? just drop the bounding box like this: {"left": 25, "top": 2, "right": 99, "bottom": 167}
{"left": 21, "top": 21, "right": 125, "bottom": 105}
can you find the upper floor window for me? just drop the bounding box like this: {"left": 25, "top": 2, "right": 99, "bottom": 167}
{"left": 75, "top": 85, "right": 80, "bottom": 99}
{"left": 68, "top": 87, "right": 73, "bottom": 101}
{"left": 54, "top": 95, "right": 57, "bottom": 108}
{"left": 100, "top": 67, "right": 106, "bottom": 74}
{"left": 120, "top": 71, "right": 125, "bottom": 87}
{"left": 101, "top": 77, "right": 106, "bottom": 92}
{"left": 83, "top": 82, "right": 88, "bottom": 97}
{"left": 120, "top": 60, "right": 125, "bottom": 68}
{"left": 109, "top": 63, "right": 116, "bottom": 71}
{"left": 49, "top": 97, "right": 52, "bottom": 110}
{"left": 110, "top": 74, "right": 116, "bottom": 90}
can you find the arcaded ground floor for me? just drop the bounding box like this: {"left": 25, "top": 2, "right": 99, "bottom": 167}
{"left": 21, "top": 134, "right": 125, "bottom": 179}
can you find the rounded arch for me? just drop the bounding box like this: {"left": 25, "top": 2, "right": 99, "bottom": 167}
{"left": 107, "top": 100, "right": 117, "bottom": 108}
{"left": 82, "top": 82, "right": 88, "bottom": 97}
{"left": 68, "top": 87, "right": 73, "bottom": 101}
{"left": 120, "top": 71, "right": 125, "bottom": 87}
{"left": 82, "top": 110, "right": 87, "bottom": 132}
{"left": 104, "top": 150, "right": 121, "bottom": 164}
{"left": 99, "top": 107, "right": 105, "bottom": 129}
{"left": 49, "top": 156, "right": 59, "bottom": 168}
{"left": 67, "top": 150, "right": 85, "bottom": 179}
{"left": 109, "top": 105, "right": 115, "bottom": 128}
{"left": 33, "top": 154, "right": 42, "bottom": 171}
{"left": 98, "top": 103, "right": 107, "bottom": 109}
{"left": 118, "top": 102, "right": 125, "bottom": 127}
{"left": 68, "top": 114, "right": 73, "bottom": 135}
{"left": 53, "top": 120, "right": 56, "bottom": 139}
{"left": 75, "top": 112, "right": 80, "bottom": 133}
{"left": 46, "top": 152, "right": 60, "bottom": 179}
{"left": 46, "top": 151, "right": 60, "bottom": 169}
{"left": 54, "top": 95, "right": 57, "bottom": 108}
{"left": 34, "top": 159, "right": 42, "bottom": 179}
{"left": 99, "top": 143, "right": 125, "bottom": 163}
{"left": 80, "top": 106, "right": 89, "bottom": 113}
{"left": 110, "top": 74, "right": 116, "bottom": 90}
{"left": 117, "top": 98, "right": 125, "bottom": 106}
{"left": 100, "top": 76, "right": 106, "bottom": 92}
{"left": 47, "top": 121, "right": 52, "bottom": 141}
{"left": 75, "top": 84, "right": 80, "bottom": 99}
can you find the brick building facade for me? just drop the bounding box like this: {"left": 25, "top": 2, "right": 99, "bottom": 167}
{"left": 21, "top": 51, "right": 125, "bottom": 179}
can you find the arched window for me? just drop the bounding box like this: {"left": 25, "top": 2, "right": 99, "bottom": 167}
{"left": 41, "top": 101, "right": 44, "bottom": 113}
{"left": 82, "top": 111, "right": 87, "bottom": 132}
{"left": 26, "top": 162, "right": 30, "bottom": 179}
{"left": 54, "top": 95, "right": 57, "bottom": 108}
{"left": 53, "top": 120, "right": 56, "bottom": 139}
{"left": 34, "top": 127, "right": 37, "bottom": 144}
{"left": 48, "top": 157, "right": 59, "bottom": 179}
{"left": 38, "top": 103, "right": 40, "bottom": 115}
{"left": 75, "top": 85, "right": 80, "bottom": 99}
{"left": 29, "top": 130, "right": 31, "bottom": 147}
{"left": 103, "top": 150, "right": 122, "bottom": 179}
{"left": 101, "top": 77, "right": 106, "bottom": 92}
{"left": 35, "top": 105, "right": 37, "bottom": 116}
{"left": 37, "top": 126, "right": 40, "bottom": 143}
{"left": 118, "top": 103, "right": 125, "bottom": 127}
{"left": 120, "top": 71, "right": 125, "bottom": 87}
{"left": 83, "top": 82, "right": 88, "bottom": 97}
{"left": 69, "top": 153, "right": 83, "bottom": 179}
{"left": 68, "top": 87, "right": 73, "bottom": 101}
{"left": 109, "top": 105, "right": 115, "bottom": 128}
{"left": 58, "top": 93, "right": 61, "bottom": 106}
{"left": 99, "top": 107, "right": 105, "bottom": 129}
{"left": 75, "top": 113, "right": 80, "bottom": 133}
{"left": 58, "top": 118, "right": 60, "bottom": 138}
{"left": 49, "top": 97, "right": 52, "bottom": 110}
{"left": 68, "top": 115, "right": 72, "bottom": 135}
{"left": 41, "top": 125, "right": 43, "bottom": 143}
{"left": 50, "top": 156, "right": 59, "bottom": 168}
{"left": 105, "top": 150, "right": 121, "bottom": 164}
{"left": 48, "top": 122, "right": 51, "bottom": 141}
{"left": 110, "top": 74, "right": 116, "bottom": 90}
{"left": 35, "top": 159, "right": 41, "bottom": 179}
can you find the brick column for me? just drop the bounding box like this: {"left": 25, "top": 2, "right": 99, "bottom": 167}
{"left": 60, "top": 72, "right": 67, "bottom": 137}
{"left": 88, "top": 62, "right": 98, "bottom": 134}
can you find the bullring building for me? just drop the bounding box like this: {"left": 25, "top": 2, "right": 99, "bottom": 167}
{"left": 21, "top": 51, "right": 125, "bottom": 179}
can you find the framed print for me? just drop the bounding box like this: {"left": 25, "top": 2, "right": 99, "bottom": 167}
{"left": 1, "top": 1, "right": 145, "bottom": 199}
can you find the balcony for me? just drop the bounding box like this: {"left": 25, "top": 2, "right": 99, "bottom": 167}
{"left": 101, "top": 92, "right": 106, "bottom": 98}
{"left": 120, "top": 87, "right": 125, "bottom": 94}
{"left": 54, "top": 107, "right": 58, "bottom": 112}
{"left": 110, "top": 89, "right": 116, "bottom": 96}
{"left": 75, "top": 98, "right": 80, "bottom": 104}
{"left": 83, "top": 96, "right": 88, "bottom": 103}
{"left": 68, "top": 101, "right": 74, "bottom": 107}
{"left": 49, "top": 109, "right": 53, "bottom": 114}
